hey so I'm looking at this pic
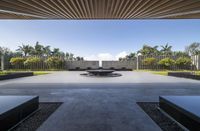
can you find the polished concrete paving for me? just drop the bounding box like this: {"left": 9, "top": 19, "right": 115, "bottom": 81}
{"left": 0, "top": 71, "right": 200, "bottom": 131}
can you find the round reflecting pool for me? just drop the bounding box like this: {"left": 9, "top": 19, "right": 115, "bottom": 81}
{"left": 80, "top": 69, "right": 122, "bottom": 77}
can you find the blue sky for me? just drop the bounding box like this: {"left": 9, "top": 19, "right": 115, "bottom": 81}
{"left": 0, "top": 20, "right": 200, "bottom": 60}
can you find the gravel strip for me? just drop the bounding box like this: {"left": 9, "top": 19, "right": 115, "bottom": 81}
{"left": 137, "top": 102, "right": 185, "bottom": 131}
{"left": 12, "top": 102, "right": 62, "bottom": 131}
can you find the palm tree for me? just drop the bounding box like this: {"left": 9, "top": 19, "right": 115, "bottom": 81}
{"left": 17, "top": 44, "right": 33, "bottom": 56}
{"left": 33, "top": 42, "right": 44, "bottom": 56}
{"left": 185, "top": 42, "right": 200, "bottom": 55}
{"left": 43, "top": 46, "right": 51, "bottom": 56}
{"left": 69, "top": 53, "right": 74, "bottom": 60}
{"left": 52, "top": 48, "right": 62, "bottom": 57}
{"left": 65, "top": 52, "right": 70, "bottom": 60}
{"left": 76, "top": 56, "right": 81, "bottom": 61}
{"left": 137, "top": 45, "right": 159, "bottom": 56}
{"left": 173, "top": 51, "right": 189, "bottom": 57}
{"left": 160, "top": 43, "right": 172, "bottom": 55}
{"left": 75, "top": 56, "right": 84, "bottom": 61}
{"left": 124, "top": 53, "right": 136, "bottom": 61}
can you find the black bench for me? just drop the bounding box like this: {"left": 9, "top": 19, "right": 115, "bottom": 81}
{"left": 0, "top": 96, "right": 39, "bottom": 130}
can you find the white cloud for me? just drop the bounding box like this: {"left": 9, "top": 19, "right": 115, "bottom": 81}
{"left": 98, "top": 53, "right": 114, "bottom": 60}
{"left": 84, "top": 51, "right": 128, "bottom": 61}
{"left": 115, "top": 51, "right": 128, "bottom": 60}
{"left": 84, "top": 55, "right": 98, "bottom": 61}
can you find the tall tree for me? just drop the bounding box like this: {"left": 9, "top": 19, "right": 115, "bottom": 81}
{"left": 43, "top": 46, "right": 51, "bottom": 56}
{"left": 65, "top": 52, "right": 70, "bottom": 60}
{"left": 69, "top": 53, "right": 74, "bottom": 60}
{"left": 173, "top": 51, "right": 189, "bottom": 57}
{"left": 137, "top": 45, "right": 159, "bottom": 56}
{"left": 0, "top": 46, "right": 10, "bottom": 55}
{"left": 185, "top": 42, "right": 200, "bottom": 55}
{"left": 17, "top": 44, "right": 33, "bottom": 56}
{"left": 51, "top": 48, "right": 65, "bottom": 57}
{"left": 160, "top": 43, "right": 172, "bottom": 55}
{"left": 126, "top": 53, "right": 136, "bottom": 60}
{"left": 119, "top": 53, "right": 136, "bottom": 61}
{"left": 75, "top": 56, "right": 83, "bottom": 61}
{"left": 52, "top": 48, "right": 60, "bottom": 56}
{"left": 32, "top": 42, "right": 44, "bottom": 56}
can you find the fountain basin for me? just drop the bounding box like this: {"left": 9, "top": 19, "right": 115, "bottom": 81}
{"left": 80, "top": 69, "right": 122, "bottom": 77}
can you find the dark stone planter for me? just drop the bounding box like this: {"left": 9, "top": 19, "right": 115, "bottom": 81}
{"left": 168, "top": 72, "right": 200, "bottom": 80}
{"left": 0, "top": 72, "right": 34, "bottom": 80}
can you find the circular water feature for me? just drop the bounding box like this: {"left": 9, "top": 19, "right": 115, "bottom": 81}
{"left": 80, "top": 69, "right": 122, "bottom": 77}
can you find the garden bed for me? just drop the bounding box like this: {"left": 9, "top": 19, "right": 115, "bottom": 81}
{"left": 13, "top": 102, "right": 62, "bottom": 131}
{"left": 168, "top": 72, "right": 200, "bottom": 80}
{"left": 137, "top": 102, "right": 184, "bottom": 131}
{"left": 0, "top": 72, "right": 34, "bottom": 80}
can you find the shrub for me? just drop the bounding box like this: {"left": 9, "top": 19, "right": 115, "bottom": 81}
{"left": 10, "top": 57, "right": 26, "bottom": 66}
{"left": 45, "top": 57, "right": 63, "bottom": 69}
{"left": 176, "top": 57, "right": 192, "bottom": 67}
{"left": 142, "top": 57, "right": 157, "bottom": 66}
{"left": 24, "top": 57, "right": 42, "bottom": 66}
{"left": 158, "top": 58, "right": 175, "bottom": 69}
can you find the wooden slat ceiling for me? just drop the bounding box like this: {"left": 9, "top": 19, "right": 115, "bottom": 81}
{"left": 0, "top": 0, "right": 200, "bottom": 19}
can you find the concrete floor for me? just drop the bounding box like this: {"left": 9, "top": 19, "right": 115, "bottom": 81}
{"left": 1, "top": 71, "right": 200, "bottom": 131}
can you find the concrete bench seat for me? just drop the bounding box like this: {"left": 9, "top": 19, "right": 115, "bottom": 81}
{"left": 159, "top": 96, "right": 200, "bottom": 130}
{"left": 0, "top": 96, "right": 39, "bottom": 130}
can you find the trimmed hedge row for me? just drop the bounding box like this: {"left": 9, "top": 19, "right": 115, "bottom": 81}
{"left": 9, "top": 57, "right": 65, "bottom": 70}
{"left": 142, "top": 57, "right": 192, "bottom": 70}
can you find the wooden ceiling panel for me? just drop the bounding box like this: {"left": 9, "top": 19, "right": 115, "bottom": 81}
{"left": 0, "top": 0, "right": 200, "bottom": 19}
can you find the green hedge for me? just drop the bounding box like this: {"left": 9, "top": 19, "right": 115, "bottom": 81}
{"left": 158, "top": 58, "right": 175, "bottom": 69}
{"left": 45, "top": 57, "right": 63, "bottom": 69}
{"left": 10, "top": 57, "right": 26, "bottom": 66}
{"left": 142, "top": 57, "right": 157, "bottom": 66}
{"left": 175, "top": 57, "right": 192, "bottom": 67}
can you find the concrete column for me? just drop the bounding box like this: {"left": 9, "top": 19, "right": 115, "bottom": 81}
{"left": 136, "top": 55, "right": 139, "bottom": 70}
{"left": 198, "top": 55, "right": 200, "bottom": 70}
{"left": 1, "top": 55, "right": 4, "bottom": 71}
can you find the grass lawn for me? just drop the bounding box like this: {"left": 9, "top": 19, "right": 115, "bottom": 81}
{"left": 33, "top": 71, "right": 50, "bottom": 75}
{"left": 136, "top": 70, "right": 200, "bottom": 76}
{"left": 0, "top": 72, "right": 7, "bottom": 76}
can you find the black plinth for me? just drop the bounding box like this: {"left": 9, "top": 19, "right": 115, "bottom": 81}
{"left": 0, "top": 72, "right": 34, "bottom": 81}
{"left": 159, "top": 96, "right": 200, "bottom": 131}
{"left": 0, "top": 96, "right": 39, "bottom": 130}
{"left": 168, "top": 72, "right": 200, "bottom": 80}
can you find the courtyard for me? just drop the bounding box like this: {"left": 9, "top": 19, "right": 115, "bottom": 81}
{"left": 1, "top": 71, "right": 200, "bottom": 131}
{"left": 1, "top": 0, "right": 200, "bottom": 130}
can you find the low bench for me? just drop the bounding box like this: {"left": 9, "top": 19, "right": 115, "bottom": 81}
{"left": 168, "top": 72, "right": 200, "bottom": 80}
{"left": 0, "top": 72, "right": 33, "bottom": 80}
{"left": 0, "top": 96, "right": 39, "bottom": 130}
{"left": 159, "top": 96, "right": 200, "bottom": 130}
